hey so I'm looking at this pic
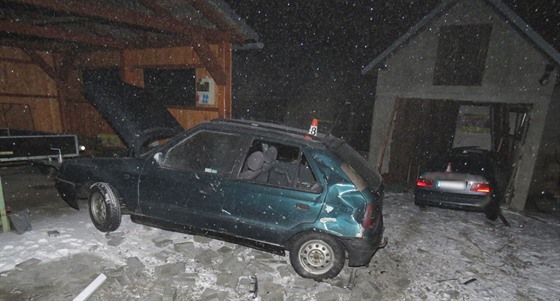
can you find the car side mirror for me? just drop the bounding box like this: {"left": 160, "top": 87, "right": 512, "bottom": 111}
{"left": 153, "top": 152, "right": 164, "bottom": 166}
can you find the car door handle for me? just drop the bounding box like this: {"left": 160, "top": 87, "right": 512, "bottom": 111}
{"left": 122, "top": 173, "right": 131, "bottom": 180}
{"left": 296, "top": 203, "right": 309, "bottom": 210}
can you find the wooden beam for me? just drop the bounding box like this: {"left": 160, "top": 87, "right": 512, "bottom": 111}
{"left": 8, "top": 0, "right": 223, "bottom": 38}
{"left": 0, "top": 20, "right": 126, "bottom": 49}
{"left": 0, "top": 92, "right": 57, "bottom": 99}
{"left": 190, "top": 36, "right": 227, "bottom": 85}
{"left": 0, "top": 57, "right": 34, "bottom": 64}
{"left": 0, "top": 37, "right": 84, "bottom": 52}
{"left": 56, "top": 50, "right": 77, "bottom": 82}
{"left": 121, "top": 50, "right": 145, "bottom": 88}
{"left": 21, "top": 48, "right": 60, "bottom": 84}
{"left": 5, "top": 0, "right": 230, "bottom": 83}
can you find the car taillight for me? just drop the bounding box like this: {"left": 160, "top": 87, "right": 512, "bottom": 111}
{"left": 416, "top": 178, "right": 433, "bottom": 188}
{"left": 362, "top": 204, "right": 378, "bottom": 228}
{"left": 470, "top": 183, "right": 491, "bottom": 193}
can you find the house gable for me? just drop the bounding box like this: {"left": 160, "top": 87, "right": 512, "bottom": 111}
{"left": 365, "top": 0, "right": 559, "bottom": 212}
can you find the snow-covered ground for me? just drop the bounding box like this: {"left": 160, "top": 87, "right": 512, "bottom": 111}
{"left": 0, "top": 168, "right": 559, "bottom": 300}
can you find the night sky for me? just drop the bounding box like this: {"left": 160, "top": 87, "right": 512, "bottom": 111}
{"left": 223, "top": 0, "right": 559, "bottom": 149}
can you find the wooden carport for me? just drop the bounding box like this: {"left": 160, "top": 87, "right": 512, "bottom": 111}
{"left": 0, "top": 0, "right": 259, "bottom": 139}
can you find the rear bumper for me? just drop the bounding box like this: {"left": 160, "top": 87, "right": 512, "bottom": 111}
{"left": 414, "top": 189, "right": 492, "bottom": 211}
{"left": 341, "top": 218, "right": 385, "bottom": 267}
{"left": 55, "top": 177, "right": 79, "bottom": 209}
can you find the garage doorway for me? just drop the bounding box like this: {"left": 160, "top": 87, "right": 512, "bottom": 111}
{"left": 384, "top": 99, "right": 531, "bottom": 190}
{"left": 387, "top": 98, "right": 460, "bottom": 186}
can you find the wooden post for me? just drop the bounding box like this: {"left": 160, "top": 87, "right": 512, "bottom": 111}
{"left": 0, "top": 176, "right": 10, "bottom": 233}
{"left": 121, "top": 50, "right": 144, "bottom": 87}
{"left": 376, "top": 99, "right": 399, "bottom": 171}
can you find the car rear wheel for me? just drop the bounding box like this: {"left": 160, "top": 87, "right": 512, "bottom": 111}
{"left": 289, "top": 233, "right": 345, "bottom": 280}
{"left": 89, "top": 182, "right": 121, "bottom": 232}
{"left": 484, "top": 204, "right": 499, "bottom": 221}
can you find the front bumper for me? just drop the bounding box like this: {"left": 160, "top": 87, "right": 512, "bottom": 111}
{"left": 414, "top": 189, "right": 493, "bottom": 211}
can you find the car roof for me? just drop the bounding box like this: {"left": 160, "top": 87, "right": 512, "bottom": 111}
{"left": 199, "top": 118, "right": 345, "bottom": 150}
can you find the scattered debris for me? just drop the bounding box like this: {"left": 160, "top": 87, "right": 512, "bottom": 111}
{"left": 498, "top": 210, "right": 511, "bottom": 227}
{"left": 105, "top": 231, "right": 125, "bottom": 246}
{"left": 152, "top": 236, "right": 173, "bottom": 248}
{"left": 73, "top": 273, "right": 107, "bottom": 301}
{"left": 249, "top": 275, "right": 258, "bottom": 299}
{"left": 436, "top": 278, "right": 458, "bottom": 283}
{"left": 15, "top": 258, "right": 41, "bottom": 269}
{"left": 463, "top": 278, "right": 477, "bottom": 285}
{"left": 47, "top": 230, "right": 60, "bottom": 237}
{"left": 9, "top": 209, "right": 31, "bottom": 234}
{"left": 346, "top": 268, "right": 358, "bottom": 290}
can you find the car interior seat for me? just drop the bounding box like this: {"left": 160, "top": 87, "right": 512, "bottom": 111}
{"left": 256, "top": 146, "right": 278, "bottom": 182}
{"left": 239, "top": 151, "right": 265, "bottom": 180}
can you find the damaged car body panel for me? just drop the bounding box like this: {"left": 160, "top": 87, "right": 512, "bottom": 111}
{"left": 56, "top": 119, "right": 385, "bottom": 280}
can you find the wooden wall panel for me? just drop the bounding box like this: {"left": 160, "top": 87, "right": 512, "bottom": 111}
{"left": 0, "top": 46, "right": 29, "bottom": 60}
{"left": 76, "top": 51, "right": 120, "bottom": 68}
{"left": 132, "top": 47, "right": 200, "bottom": 67}
{"left": 168, "top": 108, "right": 218, "bottom": 130}
{"left": 1, "top": 42, "right": 232, "bottom": 138}
{"left": 0, "top": 96, "right": 61, "bottom": 132}
{"left": 63, "top": 102, "right": 113, "bottom": 137}
{"left": 0, "top": 47, "right": 60, "bottom": 132}
{"left": 0, "top": 61, "right": 57, "bottom": 96}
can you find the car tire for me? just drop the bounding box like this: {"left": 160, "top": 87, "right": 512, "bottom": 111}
{"left": 485, "top": 207, "right": 499, "bottom": 221}
{"left": 484, "top": 199, "right": 500, "bottom": 221}
{"left": 289, "top": 232, "right": 345, "bottom": 281}
{"left": 88, "top": 182, "right": 121, "bottom": 232}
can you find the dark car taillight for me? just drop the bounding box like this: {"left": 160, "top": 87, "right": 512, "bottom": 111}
{"left": 416, "top": 178, "right": 433, "bottom": 188}
{"left": 362, "top": 204, "right": 379, "bottom": 228}
{"left": 471, "top": 183, "right": 491, "bottom": 193}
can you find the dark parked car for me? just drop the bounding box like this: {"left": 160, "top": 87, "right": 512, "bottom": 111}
{"left": 414, "top": 147, "right": 505, "bottom": 220}
{"left": 56, "top": 119, "right": 385, "bottom": 280}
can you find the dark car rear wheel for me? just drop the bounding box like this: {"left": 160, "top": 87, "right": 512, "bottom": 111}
{"left": 89, "top": 182, "right": 121, "bottom": 232}
{"left": 289, "top": 233, "right": 345, "bottom": 280}
{"left": 484, "top": 204, "right": 499, "bottom": 221}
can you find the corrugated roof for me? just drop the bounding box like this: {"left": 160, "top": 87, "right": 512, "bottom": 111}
{"left": 0, "top": 0, "right": 260, "bottom": 52}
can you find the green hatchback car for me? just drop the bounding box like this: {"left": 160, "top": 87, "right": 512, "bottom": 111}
{"left": 56, "top": 119, "right": 385, "bottom": 280}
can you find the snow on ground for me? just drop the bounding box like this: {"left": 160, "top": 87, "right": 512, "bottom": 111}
{"left": 0, "top": 168, "right": 559, "bottom": 300}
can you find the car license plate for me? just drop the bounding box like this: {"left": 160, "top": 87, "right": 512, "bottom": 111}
{"left": 437, "top": 181, "right": 466, "bottom": 190}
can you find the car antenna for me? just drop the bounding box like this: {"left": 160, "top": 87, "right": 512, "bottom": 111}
{"left": 328, "top": 101, "right": 352, "bottom": 136}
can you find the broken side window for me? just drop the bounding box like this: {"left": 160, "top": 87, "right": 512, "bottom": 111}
{"left": 239, "top": 139, "right": 320, "bottom": 192}
{"left": 163, "top": 130, "right": 241, "bottom": 175}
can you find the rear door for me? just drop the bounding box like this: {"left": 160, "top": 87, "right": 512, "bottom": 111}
{"left": 222, "top": 139, "right": 325, "bottom": 244}
{"left": 138, "top": 130, "right": 246, "bottom": 231}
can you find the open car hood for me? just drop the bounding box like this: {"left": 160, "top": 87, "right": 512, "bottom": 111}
{"left": 84, "top": 79, "right": 183, "bottom": 157}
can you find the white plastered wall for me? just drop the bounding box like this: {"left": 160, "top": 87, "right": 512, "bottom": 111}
{"left": 367, "top": 0, "right": 557, "bottom": 210}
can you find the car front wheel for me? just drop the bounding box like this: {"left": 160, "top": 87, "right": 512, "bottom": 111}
{"left": 289, "top": 233, "right": 345, "bottom": 280}
{"left": 89, "top": 182, "right": 121, "bottom": 232}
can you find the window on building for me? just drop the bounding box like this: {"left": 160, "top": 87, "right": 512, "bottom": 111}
{"left": 433, "top": 24, "right": 492, "bottom": 86}
{"left": 144, "top": 68, "right": 196, "bottom": 107}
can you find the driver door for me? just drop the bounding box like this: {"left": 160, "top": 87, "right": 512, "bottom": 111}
{"left": 138, "top": 130, "right": 246, "bottom": 232}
